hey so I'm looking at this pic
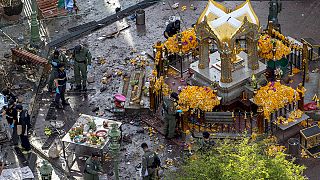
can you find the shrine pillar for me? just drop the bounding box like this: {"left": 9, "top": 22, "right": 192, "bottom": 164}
{"left": 257, "top": 106, "right": 264, "bottom": 134}
{"left": 297, "top": 83, "right": 306, "bottom": 111}
{"left": 149, "top": 79, "right": 155, "bottom": 111}
{"left": 220, "top": 43, "right": 232, "bottom": 83}
{"left": 302, "top": 42, "right": 309, "bottom": 82}
{"left": 155, "top": 41, "right": 164, "bottom": 77}
{"left": 247, "top": 32, "right": 259, "bottom": 70}
{"left": 198, "top": 38, "right": 210, "bottom": 69}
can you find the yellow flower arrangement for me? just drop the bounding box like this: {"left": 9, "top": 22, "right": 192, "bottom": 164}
{"left": 289, "top": 109, "right": 303, "bottom": 119}
{"left": 292, "top": 67, "right": 300, "bottom": 74}
{"left": 151, "top": 69, "right": 157, "bottom": 77}
{"left": 272, "top": 29, "right": 303, "bottom": 51}
{"left": 153, "top": 42, "right": 164, "bottom": 65}
{"left": 164, "top": 28, "right": 198, "bottom": 54}
{"left": 253, "top": 82, "right": 300, "bottom": 120}
{"left": 155, "top": 51, "right": 161, "bottom": 65}
{"left": 177, "top": 86, "right": 220, "bottom": 112}
{"left": 258, "top": 35, "right": 291, "bottom": 60}
{"left": 167, "top": 68, "right": 178, "bottom": 76}
{"left": 276, "top": 116, "right": 295, "bottom": 125}
{"left": 153, "top": 76, "right": 170, "bottom": 96}
{"left": 296, "top": 86, "right": 306, "bottom": 97}
{"left": 266, "top": 144, "right": 286, "bottom": 157}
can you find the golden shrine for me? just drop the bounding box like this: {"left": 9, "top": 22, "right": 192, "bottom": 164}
{"left": 190, "top": 0, "right": 267, "bottom": 104}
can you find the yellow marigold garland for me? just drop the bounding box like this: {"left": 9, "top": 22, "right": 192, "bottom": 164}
{"left": 253, "top": 82, "right": 300, "bottom": 120}
{"left": 258, "top": 35, "right": 291, "bottom": 60}
{"left": 164, "top": 28, "right": 198, "bottom": 54}
{"left": 177, "top": 86, "right": 220, "bottom": 112}
{"left": 296, "top": 86, "right": 306, "bottom": 97}
{"left": 153, "top": 76, "right": 170, "bottom": 96}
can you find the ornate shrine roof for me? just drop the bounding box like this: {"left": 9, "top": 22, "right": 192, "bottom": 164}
{"left": 197, "top": 0, "right": 259, "bottom": 41}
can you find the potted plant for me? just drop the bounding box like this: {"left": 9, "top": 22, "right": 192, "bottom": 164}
{"left": 1, "top": 0, "right": 23, "bottom": 16}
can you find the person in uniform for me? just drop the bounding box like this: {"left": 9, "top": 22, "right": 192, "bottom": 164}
{"left": 54, "top": 63, "right": 69, "bottom": 109}
{"left": 73, "top": 44, "right": 92, "bottom": 91}
{"left": 163, "top": 20, "right": 181, "bottom": 39}
{"left": 84, "top": 152, "right": 103, "bottom": 180}
{"left": 163, "top": 92, "right": 179, "bottom": 139}
{"left": 141, "top": 143, "right": 159, "bottom": 180}
{"left": 48, "top": 49, "right": 67, "bottom": 92}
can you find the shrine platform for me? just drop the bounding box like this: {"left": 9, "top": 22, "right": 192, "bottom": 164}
{"left": 190, "top": 51, "right": 266, "bottom": 105}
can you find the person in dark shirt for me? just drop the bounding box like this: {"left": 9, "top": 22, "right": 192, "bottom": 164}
{"left": 3, "top": 100, "right": 17, "bottom": 126}
{"left": 54, "top": 63, "right": 69, "bottom": 109}
{"left": 16, "top": 105, "right": 31, "bottom": 152}
{"left": 2, "top": 99, "right": 18, "bottom": 145}
{"left": 164, "top": 20, "right": 181, "bottom": 39}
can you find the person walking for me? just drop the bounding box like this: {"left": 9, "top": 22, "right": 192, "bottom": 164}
{"left": 84, "top": 152, "right": 103, "bottom": 180}
{"left": 54, "top": 63, "right": 69, "bottom": 109}
{"left": 163, "top": 92, "right": 179, "bottom": 139}
{"left": 73, "top": 44, "right": 92, "bottom": 91}
{"left": 141, "top": 143, "right": 160, "bottom": 180}
{"left": 48, "top": 49, "right": 67, "bottom": 92}
{"left": 16, "top": 105, "right": 31, "bottom": 153}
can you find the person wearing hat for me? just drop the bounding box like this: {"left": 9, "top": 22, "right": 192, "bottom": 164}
{"left": 16, "top": 105, "right": 31, "bottom": 152}
{"left": 54, "top": 63, "right": 69, "bottom": 109}
{"left": 163, "top": 20, "right": 181, "bottom": 39}
{"left": 73, "top": 44, "right": 92, "bottom": 91}
{"left": 84, "top": 152, "right": 103, "bottom": 180}
{"left": 163, "top": 92, "right": 179, "bottom": 139}
{"left": 48, "top": 49, "right": 67, "bottom": 92}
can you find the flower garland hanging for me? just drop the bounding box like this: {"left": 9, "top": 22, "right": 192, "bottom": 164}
{"left": 164, "top": 28, "right": 198, "bottom": 54}
{"left": 177, "top": 86, "right": 220, "bottom": 112}
{"left": 271, "top": 29, "right": 303, "bottom": 51}
{"left": 253, "top": 81, "right": 300, "bottom": 120}
{"left": 258, "top": 35, "right": 291, "bottom": 60}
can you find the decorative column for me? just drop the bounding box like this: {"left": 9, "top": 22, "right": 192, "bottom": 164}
{"left": 108, "top": 124, "right": 121, "bottom": 180}
{"left": 198, "top": 38, "right": 209, "bottom": 69}
{"left": 30, "top": 0, "right": 41, "bottom": 47}
{"left": 178, "top": 34, "right": 184, "bottom": 78}
{"left": 257, "top": 106, "right": 264, "bottom": 134}
{"left": 247, "top": 32, "right": 259, "bottom": 70}
{"left": 155, "top": 41, "right": 163, "bottom": 77}
{"left": 302, "top": 42, "right": 309, "bottom": 83}
{"left": 149, "top": 79, "right": 155, "bottom": 111}
{"left": 220, "top": 42, "right": 232, "bottom": 83}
